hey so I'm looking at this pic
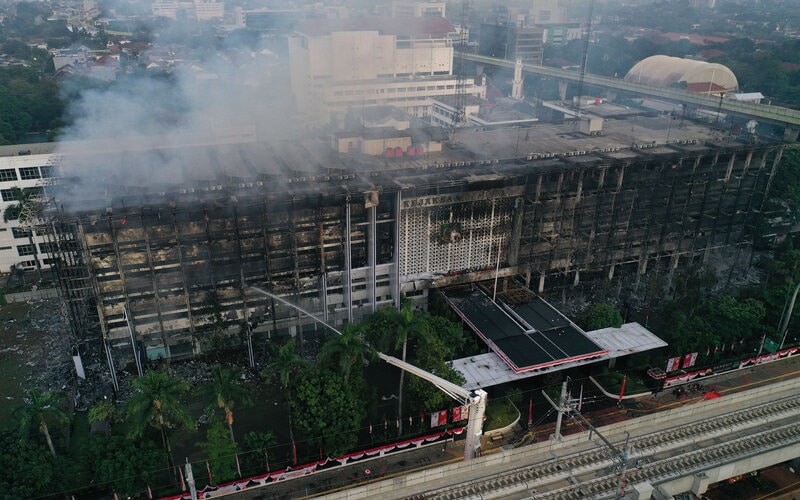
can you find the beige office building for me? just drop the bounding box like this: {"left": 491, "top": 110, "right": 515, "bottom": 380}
{"left": 288, "top": 17, "right": 486, "bottom": 126}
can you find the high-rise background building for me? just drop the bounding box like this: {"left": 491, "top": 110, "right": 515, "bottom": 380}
{"left": 288, "top": 16, "right": 486, "bottom": 126}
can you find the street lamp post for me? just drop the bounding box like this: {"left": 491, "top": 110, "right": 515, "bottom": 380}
{"left": 778, "top": 281, "right": 800, "bottom": 350}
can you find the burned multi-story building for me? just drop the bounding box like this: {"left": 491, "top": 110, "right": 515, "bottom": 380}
{"left": 40, "top": 107, "right": 784, "bottom": 386}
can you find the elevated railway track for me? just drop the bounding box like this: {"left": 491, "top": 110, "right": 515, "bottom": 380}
{"left": 462, "top": 53, "right": 800, "bottom": 128}
{"left": 423, "top": 394, "right": 800, "bottom": 499}
{"left": 312, "top": 377, "right": 800, "bottom": 499}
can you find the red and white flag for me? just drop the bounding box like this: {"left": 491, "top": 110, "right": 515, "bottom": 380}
{"left": 618, "top": 375, "right": 627, "bottom": 403}
{"left": 527, "top": 397, "right": 533, "bottom": 427}
{"left": 147, "top": 485, "right": 153, "bottom": 499}
{"left": 179, "top": 465, "right": 186, "bottom": 491}
{"left": 206, "top": 460, "right": 214, "bottom": 484}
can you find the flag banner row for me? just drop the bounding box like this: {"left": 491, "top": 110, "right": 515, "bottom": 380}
{"left": 159, "top": 426, "right": 465, "bottom": 500}
{"left": 369, "top": 406, "right": 470, "bottom": 433}
{"left": 663, "top": 346, "right": 800, "bottom": 388}
{"left": 430, "top": 405, "right": 469, "bottom": 426}
{"left": 666, "top": 352, "right": 699, "bottom": 372}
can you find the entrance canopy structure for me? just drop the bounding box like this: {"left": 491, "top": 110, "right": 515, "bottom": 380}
{"left": 442, "top": 283, "right": 607, "bottom": 373}
{"left": 442, "top": 282, "right": 667, "bottom": 391}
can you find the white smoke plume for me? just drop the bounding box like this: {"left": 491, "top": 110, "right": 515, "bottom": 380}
{"left": 54, "top": 21, "right": 293, "bottom": 210}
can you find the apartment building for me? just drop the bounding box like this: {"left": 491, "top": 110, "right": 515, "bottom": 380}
{"left": 0, "top": 144, "right": 58, "bottom": 275}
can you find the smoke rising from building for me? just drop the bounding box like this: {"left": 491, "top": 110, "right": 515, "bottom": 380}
{"left": 54, "top": 24, "right": 291, "bottom": 210}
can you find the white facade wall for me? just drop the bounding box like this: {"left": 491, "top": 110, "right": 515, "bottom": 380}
{"left": 391, "top": 1, "right": 445, "bottom": 17}
{"left": 152, "top": 0, "right": 224, "bottom": 21}
{"left": 322, "top": 77, "right": 482, "bottom": 119}
{"left": 290, "top": 25, "right": 484, "bottom": 123}
{"left": 301, "top": 31, "right": 453, "bottom": 82}
{"left": 194, "top": 1, "right": 224, "bottom": 21}
{"left": 0, "top": 152, "right": 56, "bottom": 274}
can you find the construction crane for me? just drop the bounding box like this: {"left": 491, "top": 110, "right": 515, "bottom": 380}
{"left": 249, "top": 285, "right": 488, "bottom": 460}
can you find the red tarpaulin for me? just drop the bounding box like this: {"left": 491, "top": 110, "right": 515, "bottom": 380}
{"left": 704, "top": 390, "right": 722, "bottom": 400}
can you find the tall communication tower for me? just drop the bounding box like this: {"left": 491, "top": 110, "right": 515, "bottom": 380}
{"left": 573, "top": 0, "right": 595, "bottom": 126}
{"left": 450, "top": 0, "right": 470, "bottom": 138}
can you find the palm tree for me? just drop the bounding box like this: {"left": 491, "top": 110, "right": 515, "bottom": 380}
{"left": 261, "top": 339, "right": 307, "bottom": 466}
{"left": 125, "top": 368, "right": 193, "bottom": 467}
{"left": 318, "top": 323, "right": 375, "bottom": 383}
{"left": 204, "top": 365, "right": 252, "bottom": 444}
{"left": 262, "top": 339, "right": 306, "bottom": 394}
{"left": 373, "top": 298, "right": 426, "bottom": 435}
{"left": 15, "top": 389, "right": 70, "bottom": 457}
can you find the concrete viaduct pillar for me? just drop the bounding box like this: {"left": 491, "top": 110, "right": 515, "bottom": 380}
{"left": 559, "top": 80, "right": 568, "bottom": 102}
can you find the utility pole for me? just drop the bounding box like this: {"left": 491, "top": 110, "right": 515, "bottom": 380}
{"left": 778, "top": 281, "right": 800, "bottom": 349}
{"left": 554, "top": 378, "right": 568, "bottom": 442}
{"left": 545, "top": 378, "right": 634, "bottom": 499}
{"left": 246, "top": 320, "right": 255, "bottom": 368}
{"left": 615, "top": 433, "right": 632, "bottom": 499}
{"left": 186, "top": 459, "right": 198, "bottom": 500}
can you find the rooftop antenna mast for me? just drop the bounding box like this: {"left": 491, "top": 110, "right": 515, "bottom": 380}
{"left": 574, "top": 0, "right": 595, "bottom": 128}
{"left": 450, "top": 0, "right": 470, "bottom": 141}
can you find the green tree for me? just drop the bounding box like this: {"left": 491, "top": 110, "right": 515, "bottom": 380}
{"left": 203, "top": 364, "right": 252, "bottom": 444}
{"left": 406, "top": 329, "right": 467, "bottom": 412}
{"left": 125, "top": 368, "right": 193, "bottom": 467}
{"left": 706, "top": 296, "right": 766, "bottom": 347}
{"left": 87, "top": 399, "right": 119, "bottom": 425}
{"left": 242, "top": 430, "right": 275, "bottom": 474}
{"left": 84, "top": 434, "right": 165, "bottom": 497}
{"left": 0, "top": 428, "right": 57, "bottom": 498}
{"left": 578, "top": 303, "right": 623, "bottom": 331}
{"left": 290, "top": 366, "right": 368, "bottom": 457}
{"left": 406, "top": 360, "right": 466, "bottom": 413}
{"left": 196, "top": 415, "right": 240, "bottom": 485}
{"left": 14, "top": 389, "right": 70, "bottom": 457}
{"left": 262, "top": 338, "right": 306, "bottom": 393}
{"left": 318, "top": 323, "right": 375, "bottom": 383}
{"left": 3, "top": 187, "right": 37, "bottom": 222}
{"left": 368, "top": 299, "right": 426, "bottom": 435}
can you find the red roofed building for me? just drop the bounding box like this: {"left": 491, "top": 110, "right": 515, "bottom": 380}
{"left": 686, "top": 81, "right": 728, "bottom": 95}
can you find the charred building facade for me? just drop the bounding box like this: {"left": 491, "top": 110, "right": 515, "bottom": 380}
{"left": 44, "top": 114, "right": 783, "bottom": 384}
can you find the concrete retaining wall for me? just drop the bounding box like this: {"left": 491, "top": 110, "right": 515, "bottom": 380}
{"left": 4, "top": 287, "right": 59, "bottom": 303}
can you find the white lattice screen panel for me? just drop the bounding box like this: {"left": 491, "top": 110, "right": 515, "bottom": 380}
{"left": 400, "top": 196, "right": 514, "bottom": 276}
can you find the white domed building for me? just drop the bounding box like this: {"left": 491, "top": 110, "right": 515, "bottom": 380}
{"left": 624, "top": 55, "right": 739, "bottom": 95}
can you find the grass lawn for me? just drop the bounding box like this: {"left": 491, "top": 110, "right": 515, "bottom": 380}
{"left": 593, "top": 371, "right": 648, "bottom": 395}
{"left": 485, "top": 399, "right": 519, "bottom": 431}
